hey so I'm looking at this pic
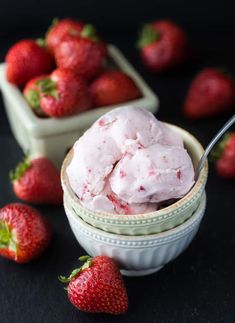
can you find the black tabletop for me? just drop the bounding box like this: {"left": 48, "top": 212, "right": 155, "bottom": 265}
{"left": 0, "top": 1, "right": 235, "bottom": 322}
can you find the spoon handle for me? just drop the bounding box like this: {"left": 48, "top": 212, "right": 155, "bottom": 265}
{"left": 196, "top": 114, "right": 235, "bottom": 178}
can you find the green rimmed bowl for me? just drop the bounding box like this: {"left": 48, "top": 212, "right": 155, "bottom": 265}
{"left": 61, "top": 124, "right": 208, "bottom": 235}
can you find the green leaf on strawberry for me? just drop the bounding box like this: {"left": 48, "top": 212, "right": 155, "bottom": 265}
{"left": 36, "top": 38, "right": 47, "bottom": 48}
{"left": 80, "top": 24, "right": 99, "bottom": 41}
{"left": 0, "top": 221, "right": 17, "bottom": 253}
{"left": 9, "top": 156, "right": 31, "bottom": 182}
{"left": 37, "top": 78, "right": 59, "bottom": 99}
{"left": 59, "top": 256, "right": 93, "bottom": 283}
{"left": 24, "top": 89, "right": 41, "bottom": 111}
{"left": 137, "top": 24, "right": 161, "bottom": 49}
{"left": 45, "top": 17, "right": 59, "bottom": 38}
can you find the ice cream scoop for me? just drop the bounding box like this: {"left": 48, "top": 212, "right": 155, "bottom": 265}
{"left": 66, "top": 106, "right": 195, "bottom": 214}
{"left": 110, "top": 143, "right": 194, "bottom": 204}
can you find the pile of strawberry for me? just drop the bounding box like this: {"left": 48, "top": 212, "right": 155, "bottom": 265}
{"left": 5, "top": 18, "right": 141, "bottom": 118}
{"left": 0, "top": 153, "right": 129, "bottom": 314}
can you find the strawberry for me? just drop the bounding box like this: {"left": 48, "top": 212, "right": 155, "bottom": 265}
{"left": 6, "top": 39, "right": 54, "bottom": 86}
{"left": 23, "top": 75, "right": 49, "bottom": 117}
{"left": 183, "top": 69, "right": 235, "bottom": 119}
{"left": 46, "top": 18, "right": 84, "bottom": 54}
{"left": 210, "top": 132, "right": 235, "bottom": 179}
{"left": 23, "top": 68, "right": 91, "bottom": 117}
{"left": 59, "top": 255, "right": 128, "bottom": 315}
{"left": 10, "top": 156, "right": 63, "bottom": 204}
{"left": 89, "top": 70, "right": 141, "bottom": 107}
{"left": 54, "top": 24, "right": 107, "bottom": 80}
{"left": 137, "top": 20, "right": 188, "bottom": 73}
{"left": 0, "top": 203, "right": 51, "bottom": 263}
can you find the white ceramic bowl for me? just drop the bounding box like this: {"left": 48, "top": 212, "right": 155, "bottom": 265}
{"left": 0, "top": 45, "right": 158, "bottom": 167}
{"left": 64, "top": 192, "right": 206, "bottom": 277}
{"left": 61, "top": 125, "right": 208, "bottom": 235}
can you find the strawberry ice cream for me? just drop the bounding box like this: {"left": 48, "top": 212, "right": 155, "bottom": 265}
{"left": 66, "top": 106, "right": 195, "bottom": 214}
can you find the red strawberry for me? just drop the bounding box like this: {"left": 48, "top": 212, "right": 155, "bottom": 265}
{"left": 89, "top": 70, "right": 141, "bottom": 107}
{"left": 10, "top": 156, "right": 63, "bottom": 204}
{"left": 54, "top": 24, "right": 107, "bottom": 80}
{"left": 183, "top": 69, "right": 235, "bottom": 119}
{"left": 0, "top": 203, "right": 51, "bottom": 263}
{"left": 6, "top": 39, "right": 54, "bottom": 86}
{"left": 46, "top": 18, "right": 84, "bottom": 54}
{"left": 23, "top": 74, "right": 49, "bottom": 117}
{"left": 211, "top": 132, "right": 235, "bottom": 179}
{"left": 137, "top": 20, "right": 188, "bottom": 72}
{"left": 59, "top": 255, "right": 128, "bottom": 315}
{"left": 23, "top": 68, "right": 91, "bottom": 117}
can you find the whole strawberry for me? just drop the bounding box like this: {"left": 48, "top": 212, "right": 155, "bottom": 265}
{"left": 183, "top": 69, "right": 235, "bottom": 119}
{"left": 23, "top": 68, "right": 91, "bottom": 117}
{"left": 55, "top": 24, "right": 107, "bottom": 80}
{"left": 46, "top": 18, "right": 84, "bottom": 54}
{"left": 59, "top": 255, "right": 128, "bottom": 315}
{"left": 137, "top": 20, "right": 188, "bottom": 72}
{"left": 211, "top": 132, "right": 235, "bottom": 179}
{"left": 10, "top": 156, "right": 63, "bottom": 204}
{"left": 6, "top": 39, "right": 54, "bottom": 86}
{"left": 89, "top": 70, "right": 141, "bottom": 107}
{"left": 0, "top": 203, "right": 51, "bottom": 263}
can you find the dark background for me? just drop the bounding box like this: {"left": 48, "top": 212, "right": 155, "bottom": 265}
{"left": 0, "top": 0, "right": 235, "bottom": 322}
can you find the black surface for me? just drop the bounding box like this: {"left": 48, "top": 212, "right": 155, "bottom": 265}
{"left": 0, "top": 1, "right": 235, "bottom": 322}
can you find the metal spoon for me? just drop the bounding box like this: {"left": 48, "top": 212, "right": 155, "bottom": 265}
{"left": 195, "top": 114, "right": 235, "bottom": 180}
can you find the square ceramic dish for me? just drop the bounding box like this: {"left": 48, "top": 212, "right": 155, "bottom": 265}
{"left": 0, "top": 45, "right": 159, "bottom": 167}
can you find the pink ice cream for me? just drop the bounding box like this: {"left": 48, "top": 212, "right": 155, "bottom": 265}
{"left": 66, "top": 107, "right": 195, "bottom": 215}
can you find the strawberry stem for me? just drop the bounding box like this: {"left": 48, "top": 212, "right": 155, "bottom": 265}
{"left": 36, "top": 38, "right": 46, "bottom": 48}
{"left": 78, "top": 255, "right": 90, "bottom": 262}
{"left": 9, "top": 156, "right": 31, "bottom": 182}
{"left": 0, "top": 221, "right": 17, "bottom": 253}
{"left": 80, "top": 24, "right": 98, "bottom": 41}
{"left": 59, "top": 255, "right": 93, "bottom": 283}
{"left": 37, "top": 78, "right": 59, "bottom": 99}
{"left": 137, "top": 24, "right": 161, "bottom": 49}
{"left": 45, "top": 17, "right": 59, "bottom": 38}
{"left": 24, "top": 89, "right": 41, "bottom": 111}
{"left": 0, "top": 222, "right": 10, "bottom": 247}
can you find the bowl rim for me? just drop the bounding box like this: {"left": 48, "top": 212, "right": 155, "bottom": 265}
{"left": 61, "top": 123, "right": 208, "bottom": 222}
{"left": 65, "top": 192, "right": 206, "bottom": 243}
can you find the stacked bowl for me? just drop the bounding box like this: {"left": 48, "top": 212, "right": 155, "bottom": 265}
{"left": 61, "top": 124, "right": 208, "bottom": 276}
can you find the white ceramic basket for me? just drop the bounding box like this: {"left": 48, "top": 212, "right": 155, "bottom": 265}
{"left": 0, "top": 45, "right": 159, "bottom": 167}
{"left": 64, "top": 192, "right": 206, "bottom": 277}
